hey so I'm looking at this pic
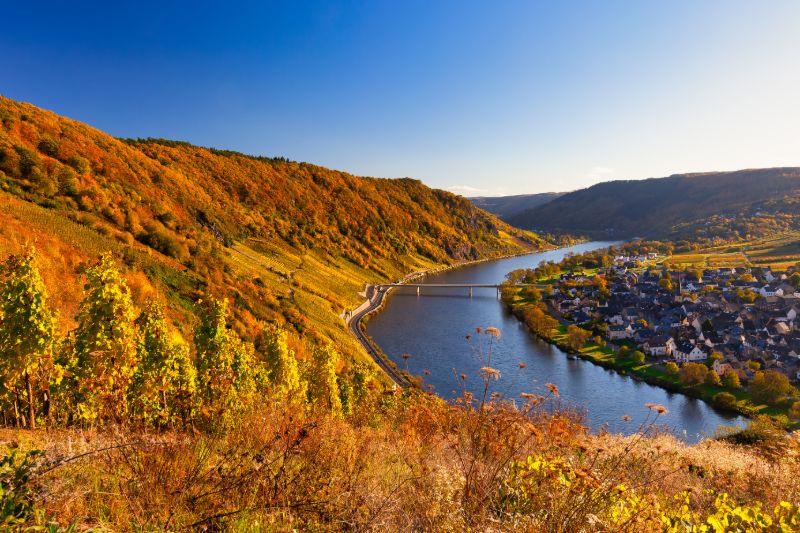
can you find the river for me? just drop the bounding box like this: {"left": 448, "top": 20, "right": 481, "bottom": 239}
{"left": 366, "top": 242, "right": 746, "bottom": 442}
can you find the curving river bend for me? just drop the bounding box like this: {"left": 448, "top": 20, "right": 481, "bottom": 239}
{"left": 366, "top": 242, "right": 745, "bottom": 442}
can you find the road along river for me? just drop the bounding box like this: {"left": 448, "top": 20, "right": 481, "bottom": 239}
{"left": 365, "top": 242, "right": 745, "bottom": 442}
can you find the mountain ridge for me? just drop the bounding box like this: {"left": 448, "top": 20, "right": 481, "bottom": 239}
{"left": 469, "top": 192, "right": 564, "bottom": 220}
{"left": 506, "top": 167, "right": 800, "bottom": 242}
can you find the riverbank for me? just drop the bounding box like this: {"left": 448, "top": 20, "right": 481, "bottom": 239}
{"left": 501, "top": 292, "right": 798, "bottom": 430}
{"left": 344, "top": 242, "right": 576, "bottom": 387}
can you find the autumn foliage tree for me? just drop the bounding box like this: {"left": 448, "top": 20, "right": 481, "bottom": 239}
{"left": 129, "top": 300, "right": 196, "bottom": 427}
{"left": 0, "top": 245, "right": 368, "bottom": 428}
{"left": 679, "top": 362, "right": 708, "bottom": 387}
{"left": 71, "top": 254, "right": 138, "bottom": 423}
{"left": 261, "top": 323, "right": 303, "bottom": 400}
{"left": 307, "top": 344, "right": 342, "bottom": 415}
{"left": 705, "top": 370, "right": 721, "bottom": 386}
{"left": 0, "top": 250, "right": 57, "bottom": 428}
{"left": 194, "top": 298, "right": 257, "bottom": 417}
{"left": 566, "top": 325, "right": 591, "bottom": 352}
{"left": 520, "top": 286, "right": 542, "bottom": 302}
{"left": 714, "top": 392, "right": 737, "bottom": 411}
{"left": 789, "top": 401, "right": 800, "bottom": 420}
{"left": 521, "top": 307, "right": 559, "bottom": 337}
{"left": 722, "top": 370, "right": 741, "bottom": 389}
{"left": 749, "top": 370, "right": 795, "bottom": 405}
{"left": 665, "top": 361, "right": 679, "bottom": 377}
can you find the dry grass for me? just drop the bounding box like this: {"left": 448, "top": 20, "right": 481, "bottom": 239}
{"left": 2, "top": 391, "right": 798, "bottom": 532}
{"left": 0, "top": 394, "right": 588, "bottom": 531}
{"left": 590, "top": 431, "right": 800, "bottom": 513}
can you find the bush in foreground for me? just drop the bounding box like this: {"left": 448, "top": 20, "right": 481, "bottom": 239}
{"left": 1, "top": 357, "right": 798, "bottom": 531}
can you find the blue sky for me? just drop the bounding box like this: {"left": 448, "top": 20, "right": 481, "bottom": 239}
{"left": 2, "top": 1, "right": 799, "bottom": 195}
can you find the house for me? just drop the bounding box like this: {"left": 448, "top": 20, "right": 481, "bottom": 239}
{"left": 756, "top": 296, "right": 783, "bottom": 311}
{"left": 572, "top": 310, "right": 591, "bottom": 324}
{"left": 608, "top": 324, "right": 632, "bottom": 340}
{"left": 668, "top": 311, "right": 689, "bottom": 328}
{"left": 622, "top": 307, "right": 640, "bottom": 320}
{"left": 673, "top": 340, "right": 708, "bottom": 363}
{"left": 684, "top": 282, "right": 701, "bottom": 293}
{"left": 643, "top": 335, "right": 675, "bottom": 357}
{"left": 558, "top": 299, "right": 579, "bottom": 312}
{"left": 770, "top": 321, "right": 791, "bottom": 336}
{"left": 777, "top": 283, "right": 797, "bottom": 296}
{"left": 758, "top": 284, "right": 783, "bottom": 297}
{"left": 633, "top": 328, "right": 655, "bottom": 343}
{"left": 608, "top": 314, "right": 625, "bottom": 325}
{"left": 770, "top": 345, "right": 799, "bottom": 359}
{"left": 712, "top": 360, "right": 733, "bottom": 375}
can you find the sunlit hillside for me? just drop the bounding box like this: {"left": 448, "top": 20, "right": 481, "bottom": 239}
{"left": 0, "top": 95, "right": 546, "bottom": 369}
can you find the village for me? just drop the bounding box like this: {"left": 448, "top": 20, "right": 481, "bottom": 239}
{"left": 549, "top": 253, "right": 800, "bottom": 384}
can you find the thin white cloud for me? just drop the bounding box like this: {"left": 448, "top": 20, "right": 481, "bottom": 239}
{"left": 589, "top": 166, "right": 614, "bottom": 175}
{"left": 580, "top": 166, "right": 616, "bottom": 187}
{"left": 447, "top": 185, "right": 506, "bottom": 197}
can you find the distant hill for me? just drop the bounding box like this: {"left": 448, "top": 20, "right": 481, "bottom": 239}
{"left": 507, "top": 168, "right": 800, "bottom": 242}
{"left": 469, "top": 192, "right": 564, "bottom": 220}
{"left": 0, "top": 95, "right": 546, "bottom": 368}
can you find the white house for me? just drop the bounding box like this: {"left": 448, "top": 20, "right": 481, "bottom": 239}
{"left": 759, "top": 285, "right": 783, "bottom": 297}
{"left": 673, "top": 341, "right": 708, "bottom": 363}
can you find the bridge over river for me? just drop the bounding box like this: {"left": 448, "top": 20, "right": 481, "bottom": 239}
{"left": 344, "top": 282, "right": 538, "bottom": 387}
{"left": 372, "top": 283, "right": 539, "bottom": 297}
{"left": 375, "top": 283, "right": 499, "bottom": 297}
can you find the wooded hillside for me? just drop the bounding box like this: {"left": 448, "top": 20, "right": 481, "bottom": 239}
{"left": 508, "top": 168, "right": 800, "bottom": 242}
{"left": 0, "top": 96, "right": 544, "bottom": 368}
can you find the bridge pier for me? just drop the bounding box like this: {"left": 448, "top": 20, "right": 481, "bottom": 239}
{"left": 469, "top": 287, "right": 473, "bottom": 298}
{"left": 416, "top": 286, "right": 420, "bottom": 296}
